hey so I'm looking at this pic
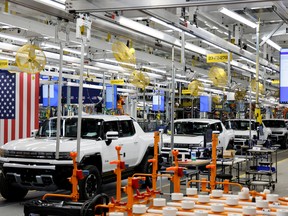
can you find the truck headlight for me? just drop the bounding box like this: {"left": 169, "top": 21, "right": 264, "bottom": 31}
{"left": 0, "top": 149, "right": 6, "bottom": 157}
{"left": 163, "top": 143, "right": 171, "bottom": 148}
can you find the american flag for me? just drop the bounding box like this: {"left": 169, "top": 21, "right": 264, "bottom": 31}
{"left": 0, "top": 70, "right": 39, "bottom": 145}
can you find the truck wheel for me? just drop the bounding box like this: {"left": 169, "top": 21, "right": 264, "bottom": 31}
{"left": 0, "top": 172, "right": 28, "bottom": 201}
{"left": 141, "top": 155, "right": 154, "bottom": 188}
{"left": 226, "top": 140, "right": 234, "bottom": 150}
{"left": 79, "top": 165, "right": 102, "bottom": 200}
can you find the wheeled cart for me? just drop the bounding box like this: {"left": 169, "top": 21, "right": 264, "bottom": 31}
{"left": 245, "top": 147, "right": 278, "bottom": 191}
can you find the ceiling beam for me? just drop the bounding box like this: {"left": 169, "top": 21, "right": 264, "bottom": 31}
{"left": 143, "top": 9, "right": 279, "bottom": 71}
{"left": 7, "top": 0, "right": 74, "bottom": 21}
{"left": 66, "top": 0, "right": 278, "bottom": 12}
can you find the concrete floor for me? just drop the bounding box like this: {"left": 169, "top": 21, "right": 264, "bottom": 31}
{"left": 1, "top": 149, "right": 288, "bottom": 216}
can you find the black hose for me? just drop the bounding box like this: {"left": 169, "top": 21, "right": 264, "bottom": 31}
{"left": 80, "top": 193, "right": 109, "bottom": 216}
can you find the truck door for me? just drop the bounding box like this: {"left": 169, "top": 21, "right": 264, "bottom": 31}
{"left": 101, "top": 121, "right": 122, "bottom": 172}
{"left": 118, "top": 120, "right": 139, "bottom": 166}
{"left": 215, "top": 122, "right": 226, "bottom": 149}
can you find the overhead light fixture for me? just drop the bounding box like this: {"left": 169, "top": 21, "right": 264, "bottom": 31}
{"left": 34, "top": 0, "right": 65, "bottom": 10}
{"left": 219, "top": 7, "right": 257, "bottom": 29}
{"left": 150, "top": 17, "right": 182, "bottom": 32}
{"left": 262, "top": 37, "right": 281, "bottom": 51}
{"left": 198, "top": 78, "right": 213, "bottom": 84}
{"left": 0, "top": 54, "right": 14, "bottom": 61}
{"left": 246, "top": 43, "right": 256, "bottom": 51}
{"left": 84, "top": 65, "right": 101, "bottom": 71}
{"left": 104, "top": 59, "right": 136, "bottom": 68}
{"left": 202, "top": 40, "right": 228, "bottom": 52}
{"left": 184, "top": 32, "right": 196, "bottom": 38}
{"left": 167, "top": 77, "right": 190, "bottom": 84}
{"left": 146, "top": 72, "right": 163, "bottom": 79}
{"left": 240, "top": 56, "right": 256, "bottom": 65}
{"left": 45, "top": 64, "right": 75, "bottom": 72}
{"left": 0, "top": 32, "right": 28, "bottom": 43}
{"left": 41, "top": 42, "right": 85, "bottom": 55}
{"left": 175, "top": 74, "right": 186, "bottom": 78}
{"left": 142, "top": 65, "right": 166, "bottom": 74}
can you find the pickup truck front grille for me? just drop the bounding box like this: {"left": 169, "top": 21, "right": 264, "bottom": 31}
{"left": 163, "top": 143, "right": 200, "bottom": 148}
{"left": 272, "top": 131, "right": 283, "bottom": 135}
{"left": 3, "top": 150, "right": 71, "bottom": 160}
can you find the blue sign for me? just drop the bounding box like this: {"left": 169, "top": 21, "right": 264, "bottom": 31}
{"left": 200, "top": 96, "right": 211, "bottom": 112}
{"left": 105, "top": 84, "right": 117, "bottom": 109}
{"left": 280, "top": 49, "right": 288, "bottom": 104}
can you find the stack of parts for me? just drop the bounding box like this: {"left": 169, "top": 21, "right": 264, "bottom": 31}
{"left": 140, "top": 188, "right": 288, "bottom": 216}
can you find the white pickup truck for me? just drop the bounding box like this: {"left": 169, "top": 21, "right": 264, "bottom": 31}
{"left": 262, "top": 119, "right": 288, "bottom": 149}
{"left": 160, "top": 119, "right": 235, "bottom": 162}
{"left": 0, "top": 115, "right": 154, "bottom": 201}
{"left": 225, "top": 119, "right": 272, "bottom": 148}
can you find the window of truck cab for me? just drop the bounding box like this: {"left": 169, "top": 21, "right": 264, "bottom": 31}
{"left": 37, "top": 118, "right": 103, "bottom": 139}
{"left": 103, "top": 120, "right": 136, "bottom": 138}
{"left": 119, "top": 120, "right": 135, "bottom": 137}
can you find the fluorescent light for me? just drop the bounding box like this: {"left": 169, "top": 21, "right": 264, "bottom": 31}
{"left": 84, "top": 65, "right": 101, "bottom": 71}
{"left": 41, "top": 42, "right": 86, "bottom": 55}
{"left": 184, "top": 32, "right": 196, "bottom": 38}
{"left": 0, "top": 32, "right": 28, "bottom": 43}
{"left": 219, "top": 7, "right": 257, "bottom": 29}
{"left": 262, "top": 37, "right": 281, "bottom": 51}
{"left": 142, "top": 66, "right": 166, "bottom": 74}
{"left": 246, "top": 43, "right": 256, "bottom": 51}
{"left": 145, "top": 72, "right": 163, "bottom": 79}
{"left": 198, "top": 78, "right": 213, "bottom": 84}
{"left": 105, "top": 59, "right": 136, "bottom": 68}
{"left": 167, "top": 77, "right": 190, "bottom": 83}
{"left": 150, "top": 17, "right": 182, "bottom": 32}
{"left": 202, "top": 40, "right": 228, "bottom": 52}
{"left": 240, "top": 56, "right": 256, "bottom": 65}
{"left": 34, "top": 0, "right": 65, "bottom": 10}
{"left": 0, "top": 54, "right": 14, "bottom": 61}
{"left": 45, "top": 65, "right": 75, "bottom": 72}
{"left": 176, "top": 74, "right": 186, "bottom": 78}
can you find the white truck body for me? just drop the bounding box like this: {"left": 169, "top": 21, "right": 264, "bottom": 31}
{"left": 160, "top": 119, "right": 234, "bottom": 161}
{"left": 262, "top": 119, "right": 288, "bottom": 149}
{"left": 0, "top": 115, "right": 154, "bottom": 201}
{"left": 225, "top": 119, "right": 271, "bottom": 147}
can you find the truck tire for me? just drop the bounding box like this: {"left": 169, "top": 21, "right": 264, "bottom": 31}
{"left": 140, "top": 154, "right": 154, "bottom": 187}
{"left": 0, "top": 172, "right": 28, "bottom": 201}
{"left": 226, "top": 139, "right": 234, "bottom": 150}
{"left": 79, "top": 165, "right": 102, "bottom": 200}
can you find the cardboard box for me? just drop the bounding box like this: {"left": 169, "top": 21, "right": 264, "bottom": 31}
{"left": 223, "top": 150, "right": 236, "bottom": 158}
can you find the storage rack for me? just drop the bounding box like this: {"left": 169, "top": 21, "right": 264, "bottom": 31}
{"left": 245, "top": 147, "right": 278, "bottom": 190}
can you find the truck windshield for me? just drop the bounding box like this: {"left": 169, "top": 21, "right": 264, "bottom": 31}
{"left": 38, "top": 118, "right": 102, "bottom": 139}
{"left": 170, "top": 122, "right": 208, "bottom": 135}
{"left": 228, "top": 121, "right": 255, "bottom": 130}
{"left": 263, "top": 120, "right": 286, "bottom": 128}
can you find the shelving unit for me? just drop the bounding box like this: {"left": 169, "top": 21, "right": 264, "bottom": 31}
{"left": 245, "top": 148, "right": 278, "bottom": 190}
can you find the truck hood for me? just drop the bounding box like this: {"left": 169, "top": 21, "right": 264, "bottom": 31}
{"left": 1, "top": 137, "right": 95, "bottom": 152}
{"left": 162, "top": 134, "right": 204, "bottom": 146}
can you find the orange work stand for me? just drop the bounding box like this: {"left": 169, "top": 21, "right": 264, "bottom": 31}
{"left": 166, "top": 149, "right": 185, "bottom": 193}
{"left": 42, "top": 152, "right": 84, "bottom": 202}
{"left": 109, "top": 146, "right": 126, "bottom": 203}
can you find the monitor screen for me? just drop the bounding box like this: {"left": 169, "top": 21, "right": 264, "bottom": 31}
{"left": 200, "top": 96, "right": 211, "bottom": 112}
{"left": 42, "top": 76, "right": 58, "bottom": 106}
{"left": 105, "top": 84, "right": 117, "bottom": 109}
{"left": 152, "top": 90, "right": 165, "bottom": 111}
{"left": 280, "top": 48, "right": 288, "bottom": 104}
